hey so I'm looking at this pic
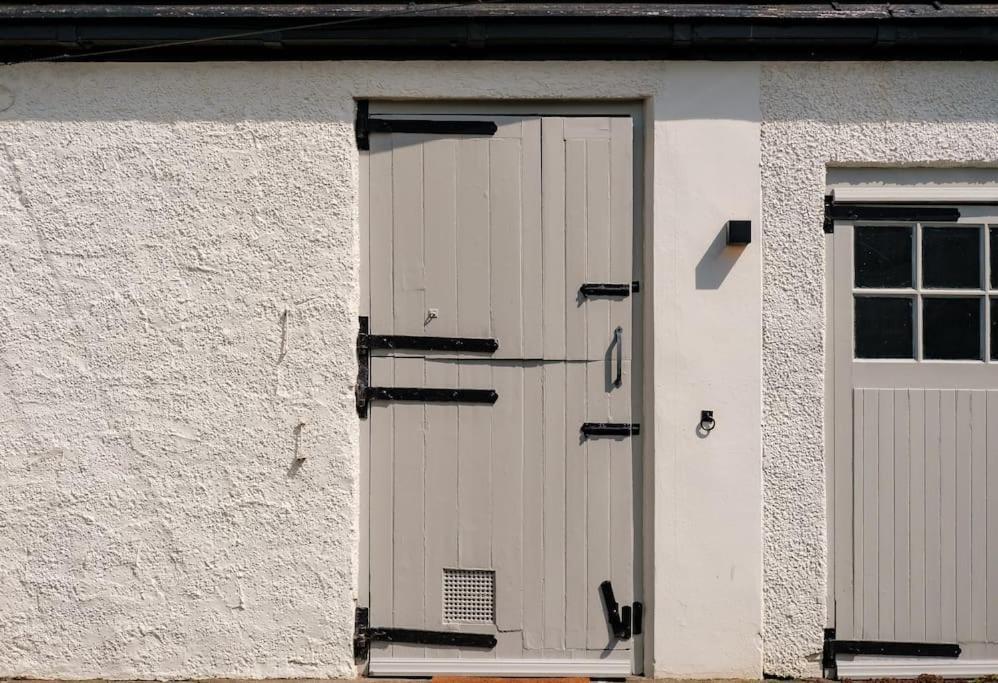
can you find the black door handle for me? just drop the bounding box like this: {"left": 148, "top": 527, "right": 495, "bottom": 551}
{"left": 613, "top": 326, "right": 623, "bottom": 387}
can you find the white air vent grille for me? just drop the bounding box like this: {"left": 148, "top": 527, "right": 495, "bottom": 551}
{"left": 442, "top": 568, "right": 495, "bottom": 624}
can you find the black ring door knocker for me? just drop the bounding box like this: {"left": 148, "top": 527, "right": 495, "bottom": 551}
{"left": 698, "top": 410, "right": 716, "bottom": 436}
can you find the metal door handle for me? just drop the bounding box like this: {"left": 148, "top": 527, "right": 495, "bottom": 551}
{"left": 613, "top": 326, "right": 623, "bottom": 387}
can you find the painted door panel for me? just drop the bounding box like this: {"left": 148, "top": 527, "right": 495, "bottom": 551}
{"left": 368, "top": 116, "right": 633, "bottom": 362}
{"left": 367, "top": 358, "right": 633, "bottom": 643}
{"left": 363, "top": 115, "right": 640, "bottom": 675}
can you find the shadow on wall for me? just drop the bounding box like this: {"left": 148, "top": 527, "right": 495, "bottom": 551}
{"left": 695, "top": 222, "right": 747, "bottom": 289}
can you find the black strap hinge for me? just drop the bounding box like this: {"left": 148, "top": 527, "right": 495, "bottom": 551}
{"left": 828, "top": 639, "right": 961, "bottom": 658}
{"left": 822, "top": 628, "right": 961, "bottom": 672}
{"left": 356, "top": 100, "right": 497, "bottom": 151}
{"left": 365, "top": 386, "right": 498, "bottom": 405}
{"left": 367, "top": 333, "right": 498, "bottom": 353}
{"left": 354, "top": 607, "right": 496, "bottom": 661}
{"left": 356, "top": 316, "right": 499, "bottom": 417}
{"left": 823, "top": 194, "right": 961, "bottom": 234}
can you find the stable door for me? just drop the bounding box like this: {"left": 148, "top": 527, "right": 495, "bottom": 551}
{"left": 360, "top": 112, "right": 642, "bottom": 676}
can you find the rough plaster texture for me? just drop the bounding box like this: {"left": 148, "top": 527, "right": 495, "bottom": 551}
{"left": 0, "top": 65, "right": 362, "bottom": 679}
{"left": 760, "top": 61, "right": 998, "bottom": 677}
{"left": 0, "top": 61, "right": 767, "bottom": 680}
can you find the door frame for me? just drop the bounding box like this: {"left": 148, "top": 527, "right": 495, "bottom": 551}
{"left": 357, "top": 100, "right": 650, "bottom": 675}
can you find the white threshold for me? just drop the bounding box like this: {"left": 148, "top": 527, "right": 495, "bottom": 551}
{"left": 369, "top": 656, "right": 633, "bottom": 677}
{"left": 837, "top": 655, "right": 998, "bottom": 679}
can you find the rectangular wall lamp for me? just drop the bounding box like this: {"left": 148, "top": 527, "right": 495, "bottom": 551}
{"left": 726, "top": 220, "right": 752, "bottom": 245}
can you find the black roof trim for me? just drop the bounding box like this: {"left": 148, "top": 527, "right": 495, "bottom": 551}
{"left": 3, "top": 3, "right": 998, "bottom": 61}
{"left": 3, "top": 3, "right": 998, "bottom": 21}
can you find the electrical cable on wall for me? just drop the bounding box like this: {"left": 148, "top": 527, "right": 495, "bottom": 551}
{"left": 2, "top": 0, "right": 502, "bottom": 66}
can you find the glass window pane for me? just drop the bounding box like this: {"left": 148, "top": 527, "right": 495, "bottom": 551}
{"left": 923, "top": 297, "right": 981, "bottom": 360}
{"left": 922, "top": 226, "right": 981, "bottom": 289}
{"left": 855, "top": 297, "right": 914, "bottom": 359}
{"left": 991, "top": 227, "right": 998, "bottom": 289}
{"left": 855, "top": 226, "right": 913, "bottom": 288}
{"left": 992, "top": 298, "right": 998, "bottom": 360}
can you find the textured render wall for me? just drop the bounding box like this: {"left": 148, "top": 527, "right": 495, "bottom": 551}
{"left": 760, "top": 62, "right": 998, "bottom": 677}
{"left": 0, "top": 61, "right": 767, "bottom": 680}
{"left": 0, "top": 64, "right": 362, "bottom": 679}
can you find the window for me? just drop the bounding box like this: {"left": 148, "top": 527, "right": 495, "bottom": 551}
{"left": 854, "top": 222, "right": 997, "bottom": 361}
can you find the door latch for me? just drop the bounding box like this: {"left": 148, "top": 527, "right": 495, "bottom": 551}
{"left": 581, "top": 423, "right": 640, "bottom": 438}
{"left": 599, "top": 580, "right": 632, "bottom": 640}
{"left": 580, "top": 282, "right": 638, "bottom": 297}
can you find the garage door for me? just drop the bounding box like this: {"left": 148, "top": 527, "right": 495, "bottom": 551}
{"left": 829, "top": 206, "right": 998, "bottom": 677}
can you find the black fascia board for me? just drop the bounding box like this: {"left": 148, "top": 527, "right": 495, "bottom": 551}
{"left": 4, "top": 8, "right": 998, "bottom": 60}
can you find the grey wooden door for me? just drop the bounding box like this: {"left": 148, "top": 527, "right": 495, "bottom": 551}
{"left": 830, "top": 219, "right": 998, "bottom": 662}
{"left": 362, "top": 115, "right": 641, "bottom": 676}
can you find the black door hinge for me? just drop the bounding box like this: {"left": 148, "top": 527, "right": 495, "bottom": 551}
{"left": 364, "top": 386, "right": 498, "bottom": 406}
{"left": 822, "top": 627, "right": 961, "bottom": 672}
{"left": 354, "top": 607, "right": 496, "bottom": 661}
{"left": 355, "top": 99, "right": 498, "bottom": 151}
{"left": 356, "top": 316, "right": 499, "bottom": 417}
{"left": 599, "top": 580, "right": 632, "bottom": 640}
{"left": 829, "top": 639, "right": 961, "bottom": 658}
{"left": 823, "top": 193, "right": 961, "bottom": 234}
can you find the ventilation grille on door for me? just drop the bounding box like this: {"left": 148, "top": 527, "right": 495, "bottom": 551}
{"left": 443, "top": 568, "right": 495, "bottom": 624}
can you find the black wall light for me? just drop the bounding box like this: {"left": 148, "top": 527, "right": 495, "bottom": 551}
{"left": 726, "top": 220, "right": 752, "bottom": 246}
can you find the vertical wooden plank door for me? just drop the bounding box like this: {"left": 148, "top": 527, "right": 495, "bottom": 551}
{"left": 362, "top": 114, "right": 641, "bottom": 677}
{"left": 831, "top": 220, "right": 998, "bottom": 672}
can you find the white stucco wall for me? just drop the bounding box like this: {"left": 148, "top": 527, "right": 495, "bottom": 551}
{"left": 760, "top": 62, "right": 998, "bottom": 678}
{"left": 0, "top": 61, "right": 764, "bottom": 680}
{"left": 0, "top": 66, "right": 362, "bottom": 679}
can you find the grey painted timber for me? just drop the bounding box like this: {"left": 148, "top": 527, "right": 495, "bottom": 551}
{"left": 830, "top": 220, "right": 998, "bottom": 659}
{"left": 362, "top": 115, "right": 640, "bottom": 673}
